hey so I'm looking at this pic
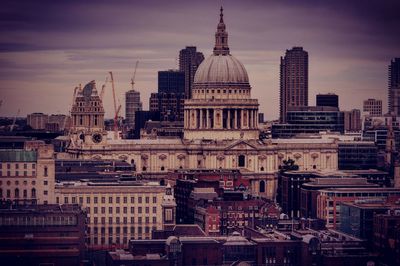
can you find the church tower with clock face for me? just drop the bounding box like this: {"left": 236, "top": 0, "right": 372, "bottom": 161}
{"left": 70, "top": 80, "right": 106, "bottom": 146}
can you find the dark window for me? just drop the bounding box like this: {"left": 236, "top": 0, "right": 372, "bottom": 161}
{"left": 238, "top": 155, "right": 246, "bottom": 167}
{"left": 260, "top": 180, "right": 266, "bottom": 193}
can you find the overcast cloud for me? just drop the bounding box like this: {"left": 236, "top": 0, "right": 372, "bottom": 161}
{"left": 0, "top": 0, "right": 399, "bottom": 119}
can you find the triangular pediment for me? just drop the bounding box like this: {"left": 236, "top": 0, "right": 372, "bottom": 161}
{"left": 225, "top": 140, "right": 258, "bottom": 150}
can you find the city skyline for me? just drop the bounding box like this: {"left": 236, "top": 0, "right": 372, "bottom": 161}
{"left": 1, "top": 0, "right": 400, "bottom": 119}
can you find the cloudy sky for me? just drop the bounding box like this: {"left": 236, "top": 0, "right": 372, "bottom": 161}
{"left": 0, "top": 0, "right": 399, "bottom": 119}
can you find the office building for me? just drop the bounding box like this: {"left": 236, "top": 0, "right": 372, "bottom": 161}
{"left": 27, "top": 112, "right": 49, "bottom": 130}
{"left": 179, "top": 46, "right": 204, "bottom": 99}
{"left": 0, "top": 144, "right": 55, "bottom": 205}
{"left": 272, "top": 106, "right": 344, "bottom": 138}
{"left": 389, "top": 58, "right": 400, "bottom": 115}
{"left": 149, "top": 92, "right": 185, "bottom": 122}
{"left": 338, "top": 141, "right": 378, "bottom": 170}
{"left": 317, "top": 188, "right": 400, "bottom": 228}
{"left": 363, "top": 98, "right": 382, "bottom": 116}
{"left": 125, "top": 89, "right": 143, "bottom": 129}
{"left": 158, "top": 70, "right": 185, "bottom": 94}
{"left": 373, "top": 210, "right": 400, "bottom": 266}
{"left": 343, "top": 109, "right": 361, "bottom": 132}
{"left": 0, "top": 203, "right": 86, "bottom": 265}
{"left": 280, "top": 47, "right": 308, "bottom": 123}
{"left": 316, "top": 93, "right": 339, "bottom": 108}
{"left": 339, "top": 199, "right": 399, "bottom": 247}
{"left": 55, "top": 180, "right": 176, "bottom": 249}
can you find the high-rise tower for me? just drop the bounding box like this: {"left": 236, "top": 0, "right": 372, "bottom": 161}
{"left": 389, "top": 58, "right": 400, "bottom": 116}
{"left": 125, "top": 89, "right": 143, "bottom": 129}
{"left": 280, "top": 47, "right": 309, "bottom": 123}
{"left": 179, "top": 47, "right": 204, "bottom": 99}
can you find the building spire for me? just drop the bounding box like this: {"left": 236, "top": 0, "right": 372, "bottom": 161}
{"left": 213, "top": 6, "right": 230, "bottom": 55}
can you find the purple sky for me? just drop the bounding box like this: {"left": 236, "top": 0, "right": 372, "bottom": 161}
{"left": 1, "top": 0, "right": 399, "bottom": 119}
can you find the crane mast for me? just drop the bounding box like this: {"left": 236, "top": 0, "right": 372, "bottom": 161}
{"left": 109, "top": 71, "right": 121, "bottom": 139}
{"left": 131, "top": 61, "right": 139, "bottom": 90}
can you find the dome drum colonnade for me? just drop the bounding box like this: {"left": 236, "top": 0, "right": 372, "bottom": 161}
{"left": 184, "top": 7, "right": 259, "bottom": 140}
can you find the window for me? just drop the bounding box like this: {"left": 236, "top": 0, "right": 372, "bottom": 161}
{"left": 109, "top": 207, "right": 113, "bottom": 213}
{"left": 94, "top": 197, "right": 98, "bottom": 203}
{"left": 116, "top": 207, "right": 120, "bottom": 214}
{"left": 138, "top": 197, "right": 142, "bottom": 204}
{"left": 116, "top": 197, "right": 120, "bottom": 204}
{"left": 131, "top": 207, "right": 135, "bottom": 213}
{"left": 130, "top": 197, "right": 135, "bottom": 204}
{"left": 15, "top": 188, "right": 19, "bottom": 198}
{"left": 238, "top": 155, "right": 246, "bottom": 167}
{"left": 145, "top": 197, "right": 149, "bottom": 204}
{"left": 260, "top": 180, "right": 266, "bottom": 193}
{"left": 23, "top": 189, "right": 27, "bottom": 198}
{"left": 152, "top": 217, "right": 157, "bottom": 223}
{"left": 123, "top": 197, "right": 127, "bottom": 204}
{"left": 153, "top": 207, "right": 157, "bottom": 213}
{"left": 101, "top": 197, "right": 105, "bottom": 204}
{"left": 87, "top": 197, "right": 90, "bottom": 204}
{"left": 44, "top": 166, "right": 48, "bottom": 177}
{"left": 44, "top": 190, "right": 48, "bottom": 196}
{"left": 31, "top": 188, "right": 36, "bottom": 198}
{"left": 138, "top": 207, "right": 142, "bottom": 213}
{"left": 109, "top": 197, "right": 113, "bottom": 203}
{"left": 165, "top": 209, "right": 173, "bottom": 222}
{"left": 152, "top": 196, "right": 157, "bottom": 203}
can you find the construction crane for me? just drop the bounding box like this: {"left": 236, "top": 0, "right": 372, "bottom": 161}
{"left": 109, "top": 71, "right": 121, "bottom": 139}
{"left": 131, "top": 61, "right": 139, "bottom": 90}
{"left": 100, "top": 76, "right": 108, "bottom": 100}
{"left": 10, "top": 108, "right": 20, "bottom": 132}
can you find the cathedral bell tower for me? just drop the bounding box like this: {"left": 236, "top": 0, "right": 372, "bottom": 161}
{"left": 70, "top": 80, "right": 106, "bottom": 146}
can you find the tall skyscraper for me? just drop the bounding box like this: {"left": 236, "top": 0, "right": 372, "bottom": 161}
{"left": 179, "top": 46, "right": 204, "bottom": 99}
{"left": 149, "top": 70, "right": 185, "bottom": 122}
{"left": 279, "top": 47, "right": 308, "bottom": 123}
{"left": 316, "top": 93, "right": 339, "bottom": 108}
{"left": 125, "top": 90, "right": 143, "bottom": 129}
{"left": 158, "top": 70, "right": 185, "bottom": 94}
{"left": 363, "top": 98, "right": 382, "bottom": 116}
{"left": 389, "top": 58, "right": 400, "bottom": 116}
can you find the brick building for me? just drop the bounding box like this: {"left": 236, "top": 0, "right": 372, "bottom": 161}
{"left": 0, "top": 203, "right": 86, "bottom": 265}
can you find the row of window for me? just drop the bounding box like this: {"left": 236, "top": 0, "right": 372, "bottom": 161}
{"left": 194, "top": 89, "right": 250, "bottom": 95}
{"left": 0, "top": 215, "right": 77, "bottom": 226}
{"left": 0, "top": 163, "right": 36, "bottom": 170}
{"left": 58, "top": 195, "right": 158, "bottom": 205}
{"left": 89, "top": 216, "right": 158, "bottom": 225}
{"left": 0, "top": 180, "right": 43, "bottom": 186}
{"left": 90, "top": 225, "right": 157, "bottom": 235}
{"left": 0, "top": 188, "right": 37, "bottom": 198}
{"left": 0, "top": 170, "right": 36, "bottom": 177}
{"left": 87, "top": 206, "right": 158, "bottom": 215}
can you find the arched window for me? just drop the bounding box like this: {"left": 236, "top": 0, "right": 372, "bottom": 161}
{"left": 31, "top": 188, "right": 36, "bottom": 198}
{"left": 161, "top": 166, "right": 165, "bottom": 171}
{"left": 44, "top": 166, "right": 48, "bottom": 177}
{"left": 259, "top": 180, "right": 266, "bottom": 193}
{"left": 260, "top": 167, "right": 264, "bottom": 171}
{"left": 23, "top": 189, "right": 27, "bottom": 198}
{"left": 142, "top": 166, "right": 147, "bottom": 172}
{"left": 238, "top": 155, "right": 246, "bottom": 167}
{"left": 15, "top": 188, "right": 19, "bottom": 198}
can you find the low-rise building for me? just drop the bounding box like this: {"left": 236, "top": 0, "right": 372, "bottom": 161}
{"left": 0, "top": 144, "right": 55, "bottom": 205}
{"left": 317, "top": 188, "right": 400, "bottom": 229}
{"left": 0, "top": 203, "right": 86, "bottom": 265}
{"left": 55, "top": 180, "right": 176, "bottom": 250}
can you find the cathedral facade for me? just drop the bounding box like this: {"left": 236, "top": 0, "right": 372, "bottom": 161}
{"left": 67, "top": 8, "right": 338, "bottom": 200}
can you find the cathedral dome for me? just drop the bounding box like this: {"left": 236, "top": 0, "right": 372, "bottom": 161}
{"left": 194, "top": 54, "right": 249, "bottom": 85}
